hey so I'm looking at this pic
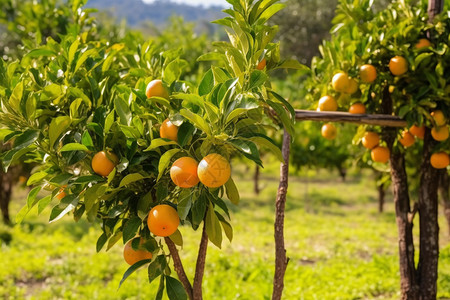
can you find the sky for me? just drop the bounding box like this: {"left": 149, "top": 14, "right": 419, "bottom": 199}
{"left": 142, "top": 0, "right": 229, "bottom": 8}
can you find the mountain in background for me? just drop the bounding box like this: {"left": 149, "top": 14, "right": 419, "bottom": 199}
{"left": 85, "top": 0, "right": 225, "bottom": 27}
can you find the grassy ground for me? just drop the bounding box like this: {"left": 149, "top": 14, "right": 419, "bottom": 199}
{"left": 1, "top": 167, "right": 450, "bottom": 300}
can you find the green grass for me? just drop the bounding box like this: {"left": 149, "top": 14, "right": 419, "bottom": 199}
{"left": 1, "top": 169, "right": 450, "bottom": 299}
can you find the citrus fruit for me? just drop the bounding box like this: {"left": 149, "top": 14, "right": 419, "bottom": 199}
{"left": 431, "top": 126, "right": 449, "bottom": 141}
{"left": 362, "top": 132, "right": 380, "bottom": 149}
{"left": 170, "top": 157, "right": 200, "bottom": 188}
{"left": 56, "top": 185, "right": 67, "bottom": 200}
{"left": 345, "top": 78, "right": 358, "bottom": 94}
{"left": 92, "top": 151, "right": 118, "bottom": 177}
{"left": 371, "top": 146, "right": 390, "bottom": 163}
{"left": 318, "top": 95, "right": 338, "bottom": 111}
{"left": 147, "top": 204, "right": 180, "bottom": 237}
{"left": 256, "top": 58, "right": 266, "bottom": 70}
{"left": 18, "top": 176, "right": 27, "bottom": 184}
{"left": 146, "top": 79, "right": 169, "bottom": 99}
{"left": 349, "top": 103, "right": 366, "bottom": 114}
{"left": 415, "top": 38, "right": 431, "bottom": 49}
{"left": 431, "top": 110, "right": 446, "bottom": 126}
{"left": 160, "top": 118, "right": 178, "bottom": 142}
{"left": 321, "top": 123, "right": 337, "bottom": 140}
{"left": 359, "top": 64, "right": 377, "bottom": 83}
{"left": 409, "top": 125, "right": 425, "bottom": 139}
{"left": 332, "top": 72, "right": 350, "bottom": 93}
{"left": 389, "top": 56, "right": 408, "bottom": 76}
{"left": 123, "top": 238, "right": 153, "bottom": 266}
{"left": 430, "top": 152, "right": 449, "bottom": 169}
{"left": 197, "top": 153, "right": 231, "bottom": 188}
{"left": 399, "top": 130, "right": 415, "bottom": 148}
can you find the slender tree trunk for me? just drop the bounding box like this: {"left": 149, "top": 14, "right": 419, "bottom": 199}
{"left": 439, "top": 170, "right": 450, "bottom": 236}
{"left": 417, "top": 129, "right": 439, "bottom": 300}
{"left": 254, "top": 165, "right": 260, "bottom": 195}
{"left": 272, "top": 130, "right": 290, "bottom": 300}
{"left": 0, "top": 172, "right": 13, "bottom": 225}
{"left": 378, "top": 183, "right": 385, "bottom": 213}
{"left": 381, "top": 86, "right": 420, "bottom": 299}
{"left": 192, "top": 221, "right": 208, "bottom": 300}
{"left": 165, "top": 237, "right": 194, "bottom": 300}
{"left": 428, "top": 0, "right": 443, "bottom": 21}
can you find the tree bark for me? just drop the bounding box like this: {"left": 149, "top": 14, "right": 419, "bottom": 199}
{"left": 192, "top": 221, "right": 208, "bottom": 300}
{"left": 254, "top": 165, "right": 260, "bottom": 195}
{"left": 272, "top": 130, "right": 290, "bottom": 300}
{"left": 0, "top": 171, "right": 13, "bottom": 225}
{"left": 165, "top": 237, "right": 194, "bottom": 300}
{"left": 378, "top": 183, "right": 385, "bottom": 213}
{"left": 439, "top": 170, "right": 450, "bottom": 237}
{"left": 417, "top": 129, "right": 439, "bottom": 300}
{"left": 428, "top": 0, "right": 443, "bottom": 21}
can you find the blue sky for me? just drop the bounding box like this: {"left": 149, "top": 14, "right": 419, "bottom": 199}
{"left": 143, "top": 0, "right": 229, "bottom": 7}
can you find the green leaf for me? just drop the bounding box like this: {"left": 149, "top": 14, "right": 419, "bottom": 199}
{"left": 249, "top": 136, "right": 283, "bottom": 162}
{"left": 177, "top": 122, "right": 195, "bottom": 147}
{"left": 114, "top": 97, "right": 132, "bottom": 126}
{"left": 228, "top": 139, "right": 262, "bottom": 166}
{"left": 177, "top": 193, "right": 192, "bottom": 220}
{"left": 248, "top": 70, "right": 268, "bottom": 90}
{"left": 9, "top": 81, "right": 23, "bottom": 113}
{"left": 155, "top": 274, "right": 165, "bottom": 300}
{"left": 49, "top": 195, "right": 79, "bottom": 223}
{"left": 217, "top": 214, "right": 233, "bottom": 242}
{"left": 49, "top": 116, "right": 71, "bottom": 149}
{"left": 274, "top": 59, "right": 309, "bottom": 70}
{"left": 169, "top": 229, "right": 183, "bottom": 247}
{"left": 104, "top": 110, "right": 115, "bottom": 132}
{"left": 180, "top": 109, "right": 211, "bottom": 135}
{"left": 157, "top": 149, "right": 181, "bottom": 181}
{"left": 96, "top": 233, "right": 108, "bottom": 252}
{"left": 27, "top": 186, "right": 41, "bottom": 209}
{"left": 26, "top": 48, "right": 57, "bottom": 58}
{"left": 145, "top": 138, "right": 177, "bottom": 151}
{"left": 60, "top": 143, "right": 90, "bottom": 152}
{"left": 192, "top": 194, "right": 207, "bottom": 227}
{"left": 74, "top": 49, "right": 97, "bottom": 73}
{"left": 27, "top": 171, "right": 48, "bottom": 185}
{"left": 118, "top": 258, "right": 153, "bottom": 288}
{"left": 148, "top": 255, "right": 165, "bottom": 284}
{"left": 123, "top": 217, "right": 143, "bottom": 244}
{"left": 13, "top": 130, "right": 40, "bottom": 150}
{"left": 173, "top": 93, "right": 204, "bottom": 108}
{"left": 205, "top": 202, "right": 222, "bottom": 248}
{"left": 37, "top": 195, "right": 52, "bottom": 215}
{"left": 119, "top": 173, "right": 145, "bottom": 187}
{"left": 224, "top": 177, "right": 240, "bottom": 205}
{"left": 166, "top": 276, "right": 187, "bottom": 300}
{"left": 68, "top": 39, "right": 80, "bottom": 66}
{"left": 198, "top": 69, "right": 214, "bottom": 96}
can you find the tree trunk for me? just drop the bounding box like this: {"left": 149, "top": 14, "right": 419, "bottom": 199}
{"left": 254, "top": 165, "right": 260, "bottom": 195}
{"left": 428, "top": 0, "right": 444, "bottom": 21}
{"left": 272, "top": 130, "right": 290, "bottom": 300}
{"left": 378, "top": 183, "right": 385, "bottom": 213}
{"left": 439, "top": 170, "right": 450, "bottom": 237}
{"left": 417, "top": 129, "right": 439, "bottom": 300}
{"left": 0, "top": 171, "right": 13, "bottom": 225}
{"left": 192, "top": 221, "right": 208, "bottom": 300}
{"left": 165, "top": 237, "right": 194, "bottom": 300}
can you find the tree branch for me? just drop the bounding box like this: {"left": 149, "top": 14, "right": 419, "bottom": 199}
{"left": 165, "top": 237, "right": 193, "bottom": 300}
{"left": 193, "top": 221, "right": 208, "bottom": 300}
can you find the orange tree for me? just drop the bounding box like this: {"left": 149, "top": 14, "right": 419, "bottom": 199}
{"left": 0, "top": 0, "right": 303, "bottom": 299}
{"left": 303, "top": 0, "right": 449, "bottom": 298}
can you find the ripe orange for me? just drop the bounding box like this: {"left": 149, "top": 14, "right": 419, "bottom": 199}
{"left": 321, "top": 123, "right": 337, "bottom": 140}
{"left": 409, "top": 125, "right": 425, "bottom": 139}
{"left": 399, "top": 130, "right": 415, "bottom": 148}
{"left": 170, "top": 157, "right": 200, "bottom": 188}
{"left": 359, "top": 64, "right": 377, "bottom": 83}
{"left": 389, "top": 56, "right": 408, "bottom": 76}
{"left": 332, "top": 72, "right": 350, "bottom": 93}
{"left": 371, "top": 146, "right": 390, "bottom": 163}
{"left": 92, "top": 151, "right": 118, "bottom": 177}
{"left": 56, "top": 185, "right": 67, "bottom": 200}
{"left": 415, "top": 38, "right": 431, "bottom": 49}
{"left": 123, "top": 238, "right": 153, "bottom": 265}
{"left": 362, "top": 132, "right": 380, "bottom": 149}
{"left": 256, "top": 58, "right": 266, "bottom": 70}
{"left": 431, "top": 110, "right": 446, "bottom": 126}
{"left": 318, "top": 95, "right": 338, "bottom": 111}
{"left": 430, "top": 152, "right": 450, "bottom": 169}
{"left": 160, "top": 119, "right": 178, "bottom": 142}
{"left": 431, "top": 126, "right": 449, "bottom": 141}
{"left": 146, "top": 79, "right": 169, "bottom": 99}
{"left": 197, "top": 153, "right": 231, "bottom": 188}
{"left": 147, "top": 204, "right": 180, "bottom": 237}
{"left": 349, "top": 103, "right": 366, "bottom": 114}
{"left": 346, "top": 78, "right": 358, "bottom": 94}
{"left": 18, "top": 176, "right": 27, "bottom": 184}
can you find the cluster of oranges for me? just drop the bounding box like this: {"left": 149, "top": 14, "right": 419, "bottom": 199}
{"left": 83, "top": 79, "right": 233, "bottom": 265}
{"left": 361, "top": 131, "right": 390, "bottom": 163}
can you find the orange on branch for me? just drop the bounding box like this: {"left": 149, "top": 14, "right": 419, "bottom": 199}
{"left": 91, "top": 151, "right": 118, "bottom": 177}
{"left": 256, "top": 58, "right": 266, "bottom": 70}
{"left": 399, "top": 130, "right": 415, "bottom": 148}
{"left": 318, "top": 95, "right": 338, "bottom": 111}
{"left": 345, "top": 78, "right": 358, "bottom": 94}
{"left": 415, "top": 38, "right": 431, "bottom": 49}
{"left": 170, "top": 157, "right": 200, "bottom": 188}
{"left": 56, "top": 185, "right": 67, "bottom": 200}
{"left": 371, "top": 146, "right": 390, "bottom": 163}
{"left": 321, "top": 123, "right": 337, "bottom": 140}
{"left": 431, "top": 126, "right": 449, "bottom": 141}
{"left": 146, "top": 79, "right": 169, "bottom": 99}
{"left": 160, "top": 118, "right": 178, "bottom": 142}
{"left": 409, "top": 125, "right": 425, "bottom": 139}
{"left": 430, "top": 152, "right": 450, "bottom": 169}
{"left": 349, "top": 103, "right": 366, "bottom": 114}
{"left": 431, "top": 110, "right": 446, "bottom": 127}
{"left": 332, "top": 72, "right": 350, "bottom": 93}
{"left": 359, "top": 64, "right": 377, "bottom": 83}
{"left": 389, "top": 56, "right": 408, "bottom": 76}
{"left": 197, "top": 153, "right": 231, "bottom": 188}
{"left": 147, "top": 205, "right": 180, "bottom": 237}
{"left": 362, "top": 132, "right": 380, "bottom": 149}
{"left": 123, "top": 239, "right": 153, "bottom": 266}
